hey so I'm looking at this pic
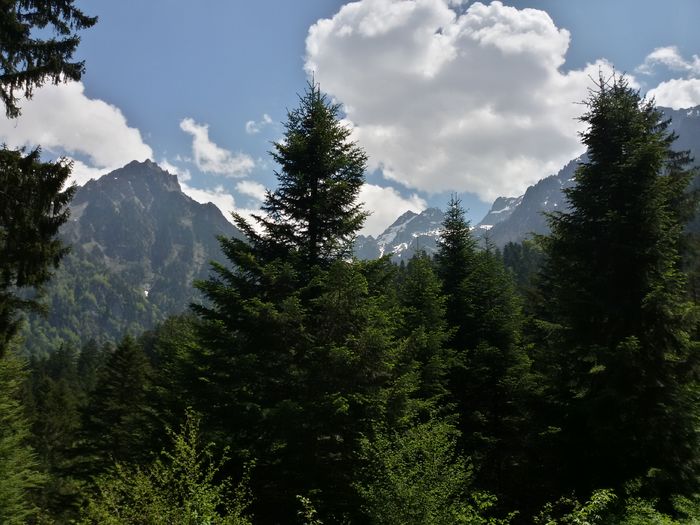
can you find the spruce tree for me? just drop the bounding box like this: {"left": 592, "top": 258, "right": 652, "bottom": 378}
{"left": 79, "top": 336, "right": 153, "bottom": 477}
{"left": 253, "top": 80, "right": 368, "bottom": 270}
{"left": 193, "top": 82, "right": 397, "bottom": 523}
{"left": 536, "top": 74, "right": 700, "bottom": 500}
{"left": 0, "top": 148, "right": 75, "bottom": 357}
{"left": 435, "top": 199, "right": 532, "bottom": 505}
{"left": 0, "top": 355, "right": 46, "bottom": 524}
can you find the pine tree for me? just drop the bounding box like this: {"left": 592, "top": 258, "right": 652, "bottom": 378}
{"left": 0, "top": 0, "right": 96, "bottom": 118}
{"left": 435, "top": 199, "right": 533, "bottom": 504}
{"left": 395, "top": 252, "right": 452, "bottom": 410}
{"left": 536, "top": 74, "right": 700, "bottom": 501}
{"left": 435, "top": 196, "right": 479, "bottom": 352}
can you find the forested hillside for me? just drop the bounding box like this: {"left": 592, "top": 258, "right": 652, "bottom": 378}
{"left": 3, "top": 3, "right": 700, "bottom": 524}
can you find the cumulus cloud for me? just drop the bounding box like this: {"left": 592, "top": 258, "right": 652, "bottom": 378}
{"left": 306, "top": 0, "right": 622, "bottom": 201}
{"left": 0, "top": 81, "right": 152, "bottom": 186}
{"left": 638, "top": 46, "right": 700, "bottom": 76}
{"left": 648, "top": 78, "right": 700, "bottom": 110}
{"left": 245, "top": 113, "right": 273, "bottom": 134}
{"left": 359, "top": 183, "right": 427, "bottom": 236}
{"left": 236, "top": 180, "right": 267, "bottom": 201}
{"left": 180, "top": 117, "right": 255, "bottom": 177}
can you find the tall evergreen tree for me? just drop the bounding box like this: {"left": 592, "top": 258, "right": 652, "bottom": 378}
{"left": 435, "top": 196, "right": 480, "bottom": 353}
{"left": 0, "top": 354, "right": 46, "bottom": 524}
{"left": 435, "top": 199, "right": 533, "bottom": 505}
{"left": 251, "top": 80, "right": 368, "bottom": 270}
{"left": 193, "top": 82, "right": 397, "bottom": 523}
{"left": 536, "top": 74, "right": 700, "bottom": 501}
{"left": 79, "top": 336, "right": 153, "bottom": 477}
{"left": 0, "top": 148, "right": 75, "bottom": 357}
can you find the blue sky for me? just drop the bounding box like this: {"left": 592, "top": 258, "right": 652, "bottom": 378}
{"left": 3, "top": 0, "right": 700, "bottom": 235}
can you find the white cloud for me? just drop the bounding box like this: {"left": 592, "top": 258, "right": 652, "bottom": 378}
{"left": 160, "top": 158, "right": 192, "bottom": 182}
{"left": 638, "top": 46, "right": 700, "bottom": 76}
{"left": 180, "top": 117, "right": 255, "bottom": 177}
{"left": 0, "top": 81, "right": 152, "bottom": 186}
{"left": 306, "top": 0, "right": 624, "bottom": 201}
{"left": 236, "top": 180, "right": 267, "bottom": 201}
{"left": 180, "top": 182, "right": 261, "bottom": 229}
{"left": 648, "top": 78, "right": 700, "bottom": 110}
{"left": 245, "top": 113, "right": 273, "bottom": 134}
{"left": 68, "top": 159, "right": 108, "bottom": 186}
{"left": 359, "top": 183, "right": 427, "bottom": 236}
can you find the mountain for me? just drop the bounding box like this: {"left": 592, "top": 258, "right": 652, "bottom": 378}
{"left": 474, "top": 105, "right": 700, "bottom": 247}
{"left": 355, "top": 208, "right": 445, "bottom": 261}
{"left": 21, "top": 160, "right": 242, "bottom": 355}
{"left": 474, "top": 159, "right": 578, "bottom": 246}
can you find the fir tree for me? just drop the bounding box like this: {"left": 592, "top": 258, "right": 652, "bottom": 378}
{"left": 0, "top": 148, "right": 75, "bottom": 357}
{"left": 193, "top": 82, "right": 395, "bottom": 523}
{"left": 536, "top": 74, "right": 700, "bottom": 501}
{"left": 79, "top": 336, "right": 153, "bottom": 477}
{"left": 252, "top": 80, "right": 368, "bottom": 270}
{"left": 435, "top": 199, "right": 532, "bottom": 505}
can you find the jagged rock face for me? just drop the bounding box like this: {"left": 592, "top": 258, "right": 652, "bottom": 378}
{"left": 474, "top": 158, "right": 578, "bottom": 247}
{"left": 355, "top": 208, "right": 445, "bottom": 262}
{"left": 23, "top": 160, "right": 243, "bottom": 355}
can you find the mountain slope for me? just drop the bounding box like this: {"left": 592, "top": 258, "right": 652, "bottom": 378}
{"left": 356, "top": 208, "right": 444, "bottom": 261}
{"left": 21, "top": 160, "right": 242, "bottom": 355}
{"left": 474, "top": 105, "right": 700, "bottom": 246}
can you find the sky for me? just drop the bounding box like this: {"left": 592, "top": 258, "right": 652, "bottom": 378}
{"left": 2, "top": 0, "right": 700, "bottom": 236}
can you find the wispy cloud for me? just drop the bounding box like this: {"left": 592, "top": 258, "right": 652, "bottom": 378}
{"left": 637, "top": 46, "right": 700, "bottom": 76}
{"left": 245, "top": 113, "right": 273, "bottom": 134}
{"left": 180, "top": 117, "right": 255, "bottom": 177}
{"left": 236, "top": 180, "right": 267, "bottom": 201}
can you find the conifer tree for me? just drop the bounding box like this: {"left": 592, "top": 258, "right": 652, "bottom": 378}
{"left": 435, "top": 199, "right": 532, "bottom": 503}
{"left": 536, "top": 74, "right": 700, "bottom": 500}
{"left": 193, "top": 82, "right": 396, "bottom": 523}
{"left": 0, "top": 0, "right": 96, "bottom": 118}
{"left": 0, "top": 355, "right": 46, "bottom": 524}
{"left": 252, "top": 80, "right": 368, "bottom": 270}
{"left": 79, "top": 336, "right": 153, "bottom": 477}
{"left": 0, "top": 148, "right": 75, "bottom": 357}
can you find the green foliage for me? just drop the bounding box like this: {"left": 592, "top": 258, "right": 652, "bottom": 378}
{"left": 535, "top": 74, "right": 700, "bottom": 501}
{"left": 356, "top": 418, "right": 512, "bottom": 525}
{"left": 79, "top": 409, "right": 252, "bottom": 525}
{"left": 255, "top": 80, "right": 368, "bottom": 269}
{"left": 25, "top": 344, "right": 86, "bottom": 519}
{"left": 435, "top": 198, "right": 534, "bottom": 505}
{"left": 191, "top": 82, "right": 394, "bottom": 523}
{"left": 80, "top": 335, "right": 154, "bottom": 476}
{"left": 0, "top": 147, "right": 75, "bottom": 357}
{"left": 0, "top": 354, "right": 46, "bottom": 524}
{"left": 20, "top": 250, "right": 166, "bottom": 357}
{"left": 0, "top": 0, "right": 96, "bottom": 117}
